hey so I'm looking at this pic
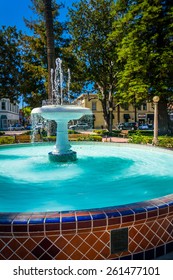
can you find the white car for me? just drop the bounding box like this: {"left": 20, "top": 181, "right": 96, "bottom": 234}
{"left": 138, "top": 124, "right": 149, "bottom": 130}
{"left": 8, "top": 124, "right": 24, "bottom": 131}
{"left": 69, "top": 123, "right": 89, "bottom": 130}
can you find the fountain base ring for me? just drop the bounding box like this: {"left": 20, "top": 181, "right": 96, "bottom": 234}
{"left": 48, "top": 151, "right": 77, "bottom": 162}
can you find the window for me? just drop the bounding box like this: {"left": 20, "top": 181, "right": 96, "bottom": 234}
{"left": 92, "top": 101, "right": 97, "bottom": 111}
{"left": 142, "top": 103, "right": 147, "bottom": 110}
{"left": 137, "top": 103, "right": 147, "bottom": 111}
{"left": 1, "top": 102, "right": 6, "bottom": 110}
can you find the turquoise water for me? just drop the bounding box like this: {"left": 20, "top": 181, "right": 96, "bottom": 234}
{"left": 0, "top": 143, "right": 173, "bottom": 212}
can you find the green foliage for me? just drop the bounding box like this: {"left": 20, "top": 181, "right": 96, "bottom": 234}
{"left": 21, "top": 106, "right": 32, "bottom": 118}
{"left": 109, "top": 0, "right": 173, "bottom": 134}
{"left": 128, "top": 130, "right": 153, "bottom": 136}
{"left": 42, "top": 133, "right": 102, "bottom": 142}
{"left": 110, "top": 0, "right": 173, "bottom": 103}
{"left": 0, "top": 136, "right": 15, "bottom": 145}
{"left": 73, "top": 135, "right": 102, "bottom": 141}
{"left": 128, "top": 133, "right": 153, "bottom": 144}
{"left": 68, "top": 129, "right": 81, "bottom": 134}
{"left": 87, "top": 135, "right": 102, "bottom": 141}
{"left": 43, "top": 136, "right": 56, "bottom": 141}
{"left": 94, "top": 129, "right": 120, "bottom": 137}
{"left": 0, "top": 131, "right": 5, "bottom": 136}
{"left": 93, "top": 129, "right": 108, "bottom": 135}
{"left": 157, "top": 136, "right": 173, "bottom": 148}
{"left": 0, "top": 26, "right": 23, "bottom": 101}
{"left": 68, "top": 0, "right": 119, "bottom": 131}
{"left": 129, "top": 131, "right": 173, "bottom": 148}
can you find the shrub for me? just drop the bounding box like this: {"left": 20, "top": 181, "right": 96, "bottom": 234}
{"left": 157, "top": 136, "right": 173, "bottom": 148}
{"left": 0, "top": 136, "right": 15, "bottom": 145}
{"left": 93, "top": 129, "right": 107, "bottom": 135}
{"left": 68, "top": 134, "right": 102, "bottom": 141}
{"left": 68, "top": 130, "right": 80, "bottom": 134}
{"left": 43, "top": 136, "right": 56, "bottom": 142}
{"left": 87, "top": 135, "right": 102, "bottom": 141}
{"left": 129, "top": 132, "right": 173, "bottom": 148}
{"left": 129, "top": 131, "right": 152, "bottom": 144}
{"left": 93, "top": 129, "right": 122, "bottom": 137}
{"left": 0, "top": 131, "right": 5, "bottom": 136}
{"left": 128, "top": 130, "right": 153, "bottom": 136}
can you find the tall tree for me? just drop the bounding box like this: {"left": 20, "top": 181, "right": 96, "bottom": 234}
{"left": 23, "top": 0, "right": 64, "bottom": 103}
{"left": 68, "top": 0, "right": 118, "bottom": 132}
{"left": 44, "top": 0, "right": 55, "bottom": 99}
{"left": 110, "top": 0, "right": 173, "bottom": 133}
{"left": 0, "top": 26, "right": 22, "bottom": 102}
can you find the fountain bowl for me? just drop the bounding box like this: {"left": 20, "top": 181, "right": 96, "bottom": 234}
{"left": 1, "top": 142, "right": 173, "bottom": 260}
{"left": 32, "top": 104, "right": 91, "bottom": 122}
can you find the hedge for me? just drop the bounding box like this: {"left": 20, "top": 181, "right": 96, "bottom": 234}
{"left": 0, "top": 136, "right": 15, "bottom": 145}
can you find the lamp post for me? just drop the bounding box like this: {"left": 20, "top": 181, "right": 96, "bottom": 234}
{"left": 109, "top": 107, "right": 113, "bottom": 134}
{"left": 152, "top": 96, "right": 160, "bottom": 145}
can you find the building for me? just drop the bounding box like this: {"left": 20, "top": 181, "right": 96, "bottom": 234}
{"left": 75, "top": 94, "right": 154, "bottom": 129}
{"left": 0, "top": 98, "right": 19, "bottom": 130}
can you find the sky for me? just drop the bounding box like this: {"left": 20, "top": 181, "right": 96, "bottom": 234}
{"left": 0, "top": 0, "right": 78, "bottom": 108}
{"left": 0, "top": 0, "right": 77, "bottom": 33}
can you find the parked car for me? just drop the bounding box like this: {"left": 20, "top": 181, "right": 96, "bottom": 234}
{"left": 69, "top": 123, "right": 89, "bottom": 130}
{"left": 138, "top": 124, "right": 149, "bottom": 130}
{"left": 8, "top": 124, "right": 24, "bottom": 131}
{"left": 118, "top": 122, "right": 138, "bottom": 130}
{"left": 25, "top": 124, "right": 32, "bottom": 130}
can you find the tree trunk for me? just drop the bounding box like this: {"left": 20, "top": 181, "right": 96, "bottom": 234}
{"left": 158, "top": 98, "right": 169, "bottom": 135}
{"left": 44, "top": 0, "right": 55, "bottom": 99}
{"left": 117, "top": 104, "right": 120, "bottom": 124}
{"left": 101, "top": 97, "right": 109, "bottom": 129}
{"left": 100, "top": 96, "right": 114, "bottom": 133}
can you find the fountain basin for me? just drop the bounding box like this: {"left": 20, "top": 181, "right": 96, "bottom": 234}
{"left": 32, "top": 104, "right": 91, "bottom": 122}
{"left": 0, "top": 142, "right": 173, "bottom": 260}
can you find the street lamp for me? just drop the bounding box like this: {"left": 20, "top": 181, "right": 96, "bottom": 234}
{"left": 152, "top": 96, "right": 160, "bottom": 145}
{"left": 109, "top": 107, "right": 113, "bottom": 134}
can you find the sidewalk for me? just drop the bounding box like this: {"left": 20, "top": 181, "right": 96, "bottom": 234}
{"left": 102, "top": 136, "right": 129, "bottom": 143}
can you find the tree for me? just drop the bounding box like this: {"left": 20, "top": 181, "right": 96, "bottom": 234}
{"left": 0, "top": 26, "right": 22, "bottom": 102}
{"left": 110, "top": 0, "right": 173, "bottom": 133}
{"left": 68, "top": 0, "right": 119, "bottom": 132}
{"left": 44, "top": 0, "right": 55, "bottom": 99}
{"left": 23, "top": 0, "right": 65, "bottom": 103}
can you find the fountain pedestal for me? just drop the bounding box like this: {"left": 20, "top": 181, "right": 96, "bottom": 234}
{"left": 48, "top": 121, "right": 77, "bottom": 162}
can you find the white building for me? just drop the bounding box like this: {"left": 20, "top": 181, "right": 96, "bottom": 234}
{"left": 0, "top": 98, "right": 19, "bottom": 130}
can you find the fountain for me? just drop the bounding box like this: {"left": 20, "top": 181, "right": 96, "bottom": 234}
{"left": 1, "top": 59, "right": 173, "bottom": 260}
{"left": 31, "top": 58, "right": 91, "bottom": 162}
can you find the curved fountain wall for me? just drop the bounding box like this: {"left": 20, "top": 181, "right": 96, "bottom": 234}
{"left": 1, "top": 193, "right": 173, "bottom": 260}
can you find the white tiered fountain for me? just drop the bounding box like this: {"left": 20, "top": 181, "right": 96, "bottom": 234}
{"left": 31, "top": 58, "right": 91, "bottom": 162}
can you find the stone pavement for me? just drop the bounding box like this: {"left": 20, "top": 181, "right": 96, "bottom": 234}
{"left": 102, "top": 136, "right": 129, "bottom": 143}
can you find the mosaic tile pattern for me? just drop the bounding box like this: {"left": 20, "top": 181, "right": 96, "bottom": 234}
{"left": 1, "top": 196, "right": 173, "bottom": 259}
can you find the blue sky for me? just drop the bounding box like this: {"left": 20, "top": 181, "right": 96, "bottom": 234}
{"left": 0, "top": 0, "right": 77, "bottom": 33}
